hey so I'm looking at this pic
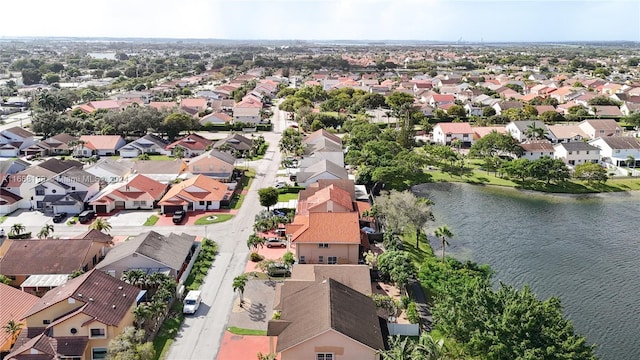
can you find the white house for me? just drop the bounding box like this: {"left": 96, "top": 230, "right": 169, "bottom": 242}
{"left": 33, "top": 168, "right": 100, "bottom": 214}
{"left": 90, "top": 174, "right": 167, "bottom": 213}
{"left": 578, "top": 119, "right": 623, "bottom": 140}
{"left": 519, "top": 141, "right": 555, "bottom": 161}
{"left": 233, "top": 107, "right": 261, "bottom": 124}
{"left": 119, "top": 134, "right": 170, "bottom": 158}
{"left": 589, "top": 136, "right": 640, "bottom": 167}
{"left": 546, "top": 125, "right": 588, "bottom": 144}
{"left": 295, "top": 160, "right": 349, "bottom": 188}
{"left": 505, "top": 121, "right": 546, "bottom": 142}
{"left": 75, "top": 135, "right": 126, "bottom": 157}
{"left": 553, "top": 142, "right": 601, "bottom": 167}
{"left": 0, "top": 127, "right": 36, "bottom": 157}
{"left": 85, "top": 158, "right": 132, "bottom": 183}
{"left": 432, "top": 122, "right": 474, "bottom": 146}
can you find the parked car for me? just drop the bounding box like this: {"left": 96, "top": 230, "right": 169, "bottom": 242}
{"left": 183, "top": 290, "right": 202, "bottom": 315}
{"left": 52, "top": 212, "right": 68, "bottom": 223}
{"left": 173, "top": 210, "right": 186, "bottom": 224}
{"left": 274, "top": 182, "right": 287, "bottom": 189}
{"left": 78, "top": 210, "right": 95, "bottom": 224}
{"left": 266, "top": 238, "right": 287, "bottom": 248}
{"left": 267, "top": 263, "right": 291, "bottom": 277}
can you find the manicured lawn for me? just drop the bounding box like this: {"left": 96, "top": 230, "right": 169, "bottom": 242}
{"left": 143, "top": 215, "right": 159, "bottom": 226}
{"left": 401, "top": 230, "right": 435, "bottom": 268}
{"left": 148, "top": 155, "right": 175, "bottom": 161}
{"left": 0, "top": 215, "right": 6, "bottom": 224}
{"left": 277, "top": 193, "right": 298, "bottom": 202}
{"left": 227, "top": 327, "right": 268, "bottom": 336}
{"left": 194, "top": 214, "right": 234, "bottom": 225}
{"left": 152, "top": 303, "right": 184, "bottom": 360}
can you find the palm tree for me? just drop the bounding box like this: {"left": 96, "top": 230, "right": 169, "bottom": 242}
{"left": 627, "top": 155, "right": 635, "bottom": 169}
{"left": 89, "top": 218, "right": 112, "bottom": 233}
{"left": 381, "top": 336, "right": 415, "bottom": 360}
{"left": 232, "top": 274, "right": 249, "bottom": 307}
{"left": 121, "top": 269, "right": 147, "bottom": 288}
{"left": 9, "top": 223, "right": 25, "bottom": 237}
{"left": 434, "top": 225, "right": 454, "bottom": 262}
{"left": 38, "top": 224, "right": 54, "bottom": 239}
{"left": 412, "top": 333, "right": 448, "bottom": 360}
{"left": 132, "top": 304, "right": 151, "bottom": 329}
{"left": 3, "top": 320, "right": 23, "bottom": 348}
{"left": 148, "top": 300, "right": 167, "bottom": 330}
{"left": 247, "top": 233, "right": 266, "bottom": 252}
{"left": 525, "top": 122, "right": 548, "bottom": 140}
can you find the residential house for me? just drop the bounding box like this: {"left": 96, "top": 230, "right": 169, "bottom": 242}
{"left": 7, "top": 270, "right": 141, "bottom": 360}
{"left": 472, "top": 126, "right": 507, "bottom": 141}
{"left": 267, "top": 278, "right": 386, "bottom": 360}
{"left": 233, "top": 107, "right": 261, "bottom": 124}
{"left": 213, "top": 133, "right": 253, "bottom": 155}
{"left": 166, "top": 133, "right": 212, "bottom": 158}
{"left": 549, "top": 86, "right": 579, "bottom": 103}
{"left": 578, "top": 119, "right": 623, "bottom": 139}
{"left": 589, "top": 136, "right": 640, "bottom": 167}
{"left": 519, "top": 141, "right": 555, "bottom": 161}
{"left": 546, "top": 125, "right": 588, "bottom": 143}
{"left": 589, "top": 105, "right": 623, "bottom": 118}
{"left": 0, "top": 238, "right": 105, "bottom": 287}
{"left": 179, "top": 98, "right": 208, "bottom": 116}
{"left": 200, "top": 112, "right": 232, "bottom": 125}
{"left": 186, "top": 149, "right": 236, "bottom": 182}
{"left": 287, "top": 264, "right": 372, "bottom": 296}
{"left": 33, "top": 168, "right": 99, "bottom": 214}
{"left": 553, "top": 142, "right": 600, "bottom": 166}
{"left": 148, "top": 101, "right": 178, "bottom": 111}
{"left": 118, "top": 134, "right": 170, "bottom": 158}
{"left": 505, "top": 120, "right": 547, "bottom": 142}
{"left": 432, "top": 122, "right": 474, "bottom": 146}
{"left": 296, "top": 184, "right": 356, "bottom": 215}
{"left": 85, "top": 158, "right": 132, "bottom": 184}
{"left": 492, "top": 101, "right": 523, "bottom": 115}
{"left": 302, "top": 137, "right": 344, "bottom": 168}
{"left": 21, "top": 133, "right": 78, "bottom": 157}
{"left": 75, "top": 135, "right": 126, "bottom": 157}
{"left": 286, "top": 212, "right": 364, "bottom": 265}
{"left": 96, "top": 231, "right": 196, "bottom": 280}
{"left": 158, "top": 174, "right": 230, "bottom": 214}
{"left": 90, "top": 174, "right": 167, "bottom": 213}
{"left": 75, "top": 100, "right": 121, "bottom": 113}
{"left": 621, "top": 102, "right": 640, "bottom": 116}
{"left": 427, "top": 94, "right": 455, "bottom": 108}
{"left": 132, "top": 159, "right": 187, "bottom": 184}
{"left": 0, "top": 127, "right": 36, "bottom": 157}
{"left": 0, "top": 189, "right": 22, "bottom": 214}
{"left": 295, "top": 160, "right": 349, "bottom": 188}
{"left": 0, "top": 158, "right": 30, "bottom": 181}
{"left": 0, "top": 283, "right": 40, "bottom": 353}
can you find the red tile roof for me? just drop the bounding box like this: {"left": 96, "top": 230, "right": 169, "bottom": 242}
{"left": 159, "top": 174, "right": 229, "bottom": 206}
{"left": 0, "top": 284, "right": 39, "bottom": 348}
{"left": 166, "top": 134, "right": 212, "bottom": 151}
{"left": 288, "top": 212, "right": 361, "bottom": 244}
{"left": 435, "top": 122, "right": 473, "bottom": 134}
{"left": 78, "top": 135, "right": 124, "bottom": 151}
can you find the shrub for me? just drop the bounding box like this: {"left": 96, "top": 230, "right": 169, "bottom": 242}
{"left": 406, "top": 302, "right": 420, "bottom": 324}
{"left": 250, "top": 252, "right": 265, "bottom": 262}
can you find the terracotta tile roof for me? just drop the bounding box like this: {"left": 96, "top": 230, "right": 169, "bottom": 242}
{"left": 78, "top": 135, "right": 124, "bottom": 151}
{"left": 288, "top": 212, "right": 360, "bottom": 244}
{"left": 121, "top": 174, "right": 167, "bottom": 199}
{"left": 0, "top": 239, "right": 96, "bottom": 276}
{"left": 148, "top": 101, "right": 177, "bottom": 110}
{"left": 298, "top": 185, "right": 354, "bottom": 215}
{"left": 0, "top": 284, "right": 39, "bottom": 347}
{"left": 180, "top": 98, "right": 207, "bottom": 109}
{"left": 299, "top": 179, "right": 356, "bottom": 202}
{"left": 166, "top": 134, "right": 212, "bottom": 151}
{"left": 23, "top": 269, "right": 140, "bottom": 327}
{"left": 159, "top": 174, "right": 229, "bottom": 206}
{"left": 435, "top": 122, "right": 473, "bottom": 134}
{"left": 473, "top": 126, "right": 507, "bottom": 139}
{"left": 269, "top": 278, "right": 385, "bottom": 353}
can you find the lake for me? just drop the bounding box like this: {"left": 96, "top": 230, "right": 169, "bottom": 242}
{"left": 413, "top": 183, "right": 640, "bottom": 360}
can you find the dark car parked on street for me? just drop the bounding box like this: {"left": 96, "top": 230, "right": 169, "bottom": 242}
{"left": 52, "top": 212, "right": 68, "bottom": 223}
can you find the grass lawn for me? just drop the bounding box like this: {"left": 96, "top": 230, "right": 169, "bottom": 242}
{"left": 194, "top": 214, "right": 234, "bottom": 225}
{"left": 277, "top": 193, "right": 298, "bottom": 202}
{"left": 227, "top": 326, "right": 268, "bottom": 336}
{"left": 401, "top": 230, "right": 435, "bottom": 268}
{"left": 153, "top": 303, "right": 184, "bottom": 360}
{"left": 143, "top": 215, "right": 159, "bottom": 226}
{"left": 0, "top": 215, "right": 6, "bottom": 224}
{"left": 148, "top": 155, "right": 176, "bottom": 161}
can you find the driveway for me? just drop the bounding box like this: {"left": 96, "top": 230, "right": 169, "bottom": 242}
{"left": 103, "top": 210, "right": 154, "bottom": 227}
{"left": 227, "top": 279, "right": 278, "bottom": 331}
{"left": 2, "top": 209, "right": 53, "bottom": 229}
{"left": 216, "top": 331, "right": 275, "bottom": 360}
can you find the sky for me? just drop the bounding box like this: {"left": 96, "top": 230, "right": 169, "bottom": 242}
{"left": 0, "top": 0, "right": 638, "bottom": 42}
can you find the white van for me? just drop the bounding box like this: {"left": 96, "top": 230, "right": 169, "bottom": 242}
{"left": 183, "top": 290, "right": 202, "bottom": 315}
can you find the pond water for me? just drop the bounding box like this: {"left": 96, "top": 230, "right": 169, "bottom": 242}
{"left": 413, "top": 183, "right": 640, "bottom": 360}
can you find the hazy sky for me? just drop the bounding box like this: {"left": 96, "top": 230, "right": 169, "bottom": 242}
{"left": 1, "top": 0, "right": 638, "bottom": 42}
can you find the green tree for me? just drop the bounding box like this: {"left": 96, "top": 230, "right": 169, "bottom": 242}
{"left": 21, "top": 68, "right": 42, "bottom": 85}
{"left": 370, "top": 294, "right": 398, "bottom": 320}
{"left": 247, "top": 233, "right": 266, "bottom": 251}
{"left": 3, "top": 320, "right": 23, "bottom": 349}
{"left": 482, "top": 106, "right": 497, "bottom": 117}
{"left": 89, "top": 218, "right": 112, "bottom": 234}
{"left": 434, "top": 225, "right": 454, "bottom": 261}
{"left": 258, "top": 187, "right": 279, "bottom": 211}
{"left": 38, "top": 224, "right": 54, "bottom": 239}
{"left": 278, "top": 127, "right": 303, "bottom": 156}
{"left": 385, "top": 91, "right": 415, "bottom": 112}
{"left": 574, "top": 163, "right": 608, "bottom": 184}
{"left": 233, "top": 274, "right": 249, "bottom": 306}
{"left": 162, "top": 113, "right": 197, "bottom": 141}
{"left": 469, "top": 130, "right": 522, "bottom": 158}
{"left": 9, "top": 223, "right": 25, "bottom": 237}
{"left": 525, "top": 122, "right": 548, "bottom": 140}
{"left": 378, "top": 250, "right": 415, "bottom": 291}
{"left": 0, "top": 275, "right": 12, "bottom": 285}
{"left": 539, "top": 110, "right": 564, "bottom": 123}
{"left": 374, "top": 190, "right": 434, "bottom": 248}
{"left": 107, "top": 326, "right": 155, "bottom": 360}
{"left": 447, "top": 104, "right": 467, "bottom": 118}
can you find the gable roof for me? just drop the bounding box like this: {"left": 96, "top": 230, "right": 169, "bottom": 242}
{"left": 23, "top": 269, "right": 140, "bottom": 327}
{"left": 74, "top": 229, "right": 114, "bottom": 244}
{"left": 214, "top": 133, "right": 253, "bottom": 152}
{"left": 6, "top": 333, "right": 88, "bottom": 360}
{"left": 37, "top": 158, "right": 83, "bottom": 174}
{"left": 96, "top": 231, "right": 195, "bottom": 272}
{"left": 78, "top": 135, "right": 125, "bottom": 151}
{"left": 591, "top": 136, "right": 640, "bottom": 150}
{"left": 269, "top": 278, "right": 384, "bottom": 353}
{"left": 0, "top": 283, "right": 40, "bottom": 348}
{"left": 132, "top": 159, "right": 186, "bottom": 175}
{"left": 166, "top": 133, "right": 212, "bottom": 151}
{"left": 297, "top": 184, "right": 354, "bottom": 215}
{"left": 579, "top": 119, "right": 623, "bottom": 132}
{"left": 86, "top": 158, "right": 132, "bottom": 178}
{"left": 547, "top": 125, "right": 587, "bottom": 140}
{"left": 304, "top": 129, "right": 342, "bottom": 146}
{"left": 519, "top": 141, "right": 555, "bottom": 152}
{"left": 2, "top": 127, "right": 34, "bottom": 139}
{"left": 435, "top": 122, "right": 473, "bottom": 134}
{"left": 0, "top": 239, "right": 96, "bottom": 276}
{"left": 296, "top": 160, "right": 348, "bottom": 183}
{"left": 554, "top": 142, "right": 600, "bottom": 152}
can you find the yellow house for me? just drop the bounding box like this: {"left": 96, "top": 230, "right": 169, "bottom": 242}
{"left": 268, "top": 278, "right": 386, "bottom": 360}
{"left": 6, "top": 269, "right": 141, "bottom": 360}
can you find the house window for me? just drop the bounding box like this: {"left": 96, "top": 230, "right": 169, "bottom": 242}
{"left": 530, "top": 152, "right": 533, "bottom": 156}
{"left": 586, "top": 151, "right": 590, "bottom": 154}
{"left": 299, "top": 256, "right": 306, "bottom": 264}
{"left": 317, "top": 354, "right": 334, "bottom": 360}
{"left": 92, "top": 347, "right": 107, "bottom": 360}
{"left": 90, "top": 328, "right": 106, "bottom": 338}
{"left": 318, "top": 256, "right": 324, "bottom": 263}
{"left": 576, "top": 151, "right": 580, "bottom": 155}
{"left": 141, "top": 201, "right": 147, "bottom": 205}
{"left": 133, "top": 201, "right": 140, "bottom": 206}
{"left": 42, "top": 319, "right": 51, "bottom": 325}
{"left": 328, "top": 256, "right": 337, "bottom": 264}
{"left": 199, "top": 201, "right": 205, "bottom": 205}
{"left": 569, "top": 160, "right": 575, "bottom": 165}
{"left": 318, "top": 243, "right": 329, "bottom": 248}
{"left": 36, "top": 189, "right": 45, "bottom": 196}
{"left": 568, "top": 151, "right": 573, "bottom": 155}
{"left": 71, "top": 186, "right": 76, "bottom": 191}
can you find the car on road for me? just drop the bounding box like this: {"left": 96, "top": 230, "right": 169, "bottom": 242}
{"left": 266, "top": 237, "right": 287, "bottom": 248}
{"left": 183, "top": 290, "right": 202, "bottom": 315}
{"left": 52, "top": 212, "right": 68, "bottom": 223}
{"left": 173, "top": 210, "right": 186, "bottom": 224}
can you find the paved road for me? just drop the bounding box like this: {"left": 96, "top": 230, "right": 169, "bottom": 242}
{"left": 0, "top": 110, "right": 32, "bottom": 132}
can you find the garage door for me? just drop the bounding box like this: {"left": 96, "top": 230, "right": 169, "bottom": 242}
{"left": 164, "top": 205, "right": 183, "bottom": 214}
{"left": 115, "top": 201, "right": 125, "bottom": 209}
{"left": 95, "top": 205, "right": 108, "bottom": 214}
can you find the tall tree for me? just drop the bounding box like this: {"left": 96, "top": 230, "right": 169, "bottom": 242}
{"left": 233, "top": 274, "right": 249, "bottom": 306}
{"left": 89, "top": 218, "right": 112, "bottom": 234}
{"left": 9, "top": 223, "right": 25, "bottom": 237}
{"left": 38, "top": 224, "right": 54, "bottom": 239}
{"left": 258, "top": 187, "right": 279, "bottom": 211}
{"left": 435, "top": 225, "right": 454, "bottom": 261}
{"left": 3, "top": 320, "right": 23, "bottom": 349}
{"left": 374, "top": 190, "right": 434, "bottom": 248}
